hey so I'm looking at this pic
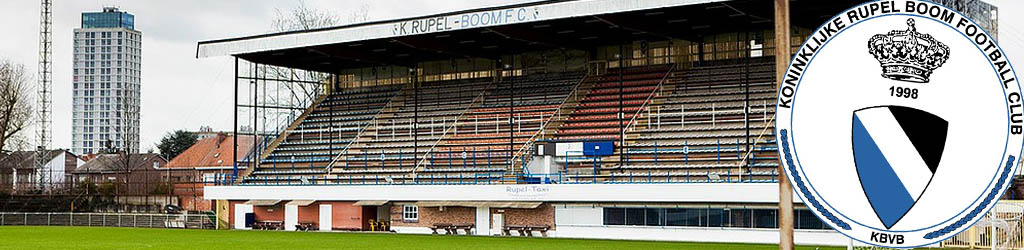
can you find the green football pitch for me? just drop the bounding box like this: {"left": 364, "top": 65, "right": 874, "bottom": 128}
{"left": 0, "top": 226, "right": 850, "bottom": 250}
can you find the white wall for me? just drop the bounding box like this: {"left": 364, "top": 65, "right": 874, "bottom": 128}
{"left": 34, "top": 152, "right": 85, "bottom": 191}
{"left": 389, "top": 205, "right": 849, "bottom": 246}
{"left": 233, "top": 204, "right": 253, "bottom": 229}
{"left": 551, "top": 205, "right": 849, "bottom": 246}
{"left": 36, "top": 153, "right": 68, "bottom": 190}
{"left": 206, "top": 183, "right": 800, "bottom": 204}
{"left": 555, "top": 206, "right": 603, "bottom": 225}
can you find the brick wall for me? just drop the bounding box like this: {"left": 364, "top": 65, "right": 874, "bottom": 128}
{"left": 389, "top": 203, "right": 475, "bottom": 227}
{"left": 226, "top": 200, "right": 244, "bottom": 227}
{"left": 178, "top": 195, "right": 211, "bottom": 211}
{"left": 492, "top": 204, "right": 555, "bottom": 229}
{"left": 224, "top": 201, "right": 559, "bottom": 232}
{"left": 296, "top": 203, "right": 320, "bottom": 226}
{"left": 322, "top": 201, "right": 364, "bottom": 230}
{"left": 224, "top": 201, "right": 372, "bottom": 231}
{"left": 253, "top": 204, "right": 285, "bottom": 221}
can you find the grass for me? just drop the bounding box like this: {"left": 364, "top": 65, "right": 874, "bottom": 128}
{"left": 0, "top": 226, "right": 849, "bottom": 250}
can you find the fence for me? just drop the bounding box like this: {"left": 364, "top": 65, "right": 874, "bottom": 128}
{"left": 0, "top": 212, "right": 215, "bottom": 229}
{"left": 942, "top": 200, "right": 1024, "bottom": 249}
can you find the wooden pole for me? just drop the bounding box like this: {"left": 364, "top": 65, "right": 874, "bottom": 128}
{"left": 774, "top": 0, "right": 794, "bottom": 249}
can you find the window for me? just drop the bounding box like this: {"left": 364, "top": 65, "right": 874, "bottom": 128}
{"left": 625, "top": 208, "right": 645, "bottom": 225}
{"left": 666, "top": 208, "right": 704, "bottom": 227}
{"left": 603, "top": 208, "right": 625, "bottom": 225}
{"left": 603, "top": 207, "right": 820, "bottom": 230}
{"left": 645, "top": 208, "right": 664, "bottom": 226}
{"left": 796, "top": 209, "right": 829, "bottom": 230}
{"left": 752, "top": 209, "right": 777, "bottom": 229}
{"left": 403, "top": 205, "right": 418, "bottom": 222}
{"left": 603, "top": 208, "right": 665, "bottom": 226}
{"left": 706, "top": 208, "right": 726, "bottom": 227}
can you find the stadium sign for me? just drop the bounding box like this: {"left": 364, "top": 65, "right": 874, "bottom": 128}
{"left": 392, "top": 6, "right": 540, "bottom": 35}
{"left": 776, "top": 0, "right": 1020, "bottom": 247}
{"left": 199, "top": 0, "right": 725, "bottom": 58}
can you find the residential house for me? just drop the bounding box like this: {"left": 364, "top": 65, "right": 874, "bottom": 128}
{"left": 0, "top": 150, "right": 84, "bottom": 193}
{"left": 165, "top": 134, "right": 258, "bottom": 211}
{"left": 72, "top": 153, "right": 167, "bottom": 195}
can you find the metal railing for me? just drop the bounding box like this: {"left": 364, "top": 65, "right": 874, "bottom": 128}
{"left": 235, "top": 92, "right": 331, "bottom": 184}
{"left": 621, "top": 65, "right": 676, "bottom": 137}
{"left": 617, "top": 65, "right": 676, "bottom": 169}
{"left": 324, "top": 85, "right": 406, "bottom": 174}
{"left": 737, "top": 113, "right": 777, "bottom": 175}
{"left": 0, "top": 212, "right": 216, "bottom": 229}
{"left": 411, "top": 87, "right": 493, "bottom": 177}
{"left": 943, "top": 200, "right": 1024, "bottom": 249}
{"left": 236, "top": 171, "right": 780, "bottom": 186}
{"left": 510, "top": 73, "right": 592, "bottom": 175}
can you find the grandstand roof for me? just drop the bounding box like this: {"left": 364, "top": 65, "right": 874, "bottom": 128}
{"left": 197, "top": 0, "right": 859, "bottom": 72}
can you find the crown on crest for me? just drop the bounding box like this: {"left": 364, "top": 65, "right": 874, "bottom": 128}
{"left": 867, "top": 18, "right": 950, "bottom": 83}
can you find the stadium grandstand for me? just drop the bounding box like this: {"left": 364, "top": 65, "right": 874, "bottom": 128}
{"left": 196, "top": 0, "right": 999, "bottom": 245}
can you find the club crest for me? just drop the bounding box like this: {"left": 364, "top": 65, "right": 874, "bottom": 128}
{"left": 775, "top": 0, "right": 1021, "bottom": 247}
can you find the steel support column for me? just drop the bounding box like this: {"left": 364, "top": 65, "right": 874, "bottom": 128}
{"left": 618, "top": 44, "right": 625, "bottom": 168}
{"left": 232, "top": 57, "right": 239, "bottom": 180}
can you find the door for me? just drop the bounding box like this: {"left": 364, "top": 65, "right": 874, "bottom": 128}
{"left": 285, "top": 205, "right": 298, "bottom": 231}
{"left": 234, "top": 204, "right": 253, "bottom": 229}
{"left": 361, "top": 206, "right": 377, "bottom": 231}
{"left": 319, "top": 204, "right": 333, "bottom": 231}
{"left": 475, "top": 206, "right": 490, "bottom": 236}
{"left": 491, "top": 213, "right": 504, "bottom": 235}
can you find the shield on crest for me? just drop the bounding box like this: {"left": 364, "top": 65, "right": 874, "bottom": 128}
{"left": 851, "top": 105, "right": 948, "bottom": 229}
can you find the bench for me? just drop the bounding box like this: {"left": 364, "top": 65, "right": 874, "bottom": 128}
{"left": 295, "top": 221, "right": 315, "bottom": 231}
{"left": 164, "top": 219, "right": 186, "bottom": 229}
{"left": 452, "top": 224, "right": 474, "bottom": 235}
{"left": 253, "top": 220, "right": 284, "bottom": 230}
{"left": 430, "top": 223, "right": 474, "bottom": 235}
{"left": 430, "top": 223, "right": 453, "bottom": 234}
{"left": 503, "top": 225, "right": 550, "bottom": 237}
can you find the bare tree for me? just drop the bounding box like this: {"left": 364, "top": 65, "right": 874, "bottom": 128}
{"left": 264, "top": 1, "right": 370, "bottom": 101}
{"left": 272, "top": 1, "right": 339, "bottom": 32}
{"left": 346, "top": 4, "right": 371, "bottom": 26}
{"left": 0, "top": 59, "right": 33, "bottom": 153}
{"left": 96, "top": 77, "right": 142, "bottom": 195}
{"left": 240, "top": 1, "right": 371, "bottom": 146}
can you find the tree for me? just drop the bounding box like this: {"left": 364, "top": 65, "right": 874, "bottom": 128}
{"left": 271, "top": 1, "right": 342, "bottom": 32}
{"left": 0, "top": 59, "right": 33, "bottom": 153}
{"left": 264, "top": 1, "right": 370, "bottom": 102}
{"left": 157, "top": 130, "right": 198, "bottom": 161}
{"left": 109, "top": 75, "right": 142, "bottom": 195}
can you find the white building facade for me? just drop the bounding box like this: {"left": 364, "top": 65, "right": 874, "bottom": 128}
{"left": 72, "top": 7, "right": 141, "bottom": 155}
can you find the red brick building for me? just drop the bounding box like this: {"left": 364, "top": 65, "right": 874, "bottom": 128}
{"left": 165, "top": 134, "right": 257, "bottom": 211}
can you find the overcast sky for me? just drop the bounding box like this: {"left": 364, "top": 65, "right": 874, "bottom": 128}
{"left": 0, "top": 0, "right": 1021, "bottom": 153}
